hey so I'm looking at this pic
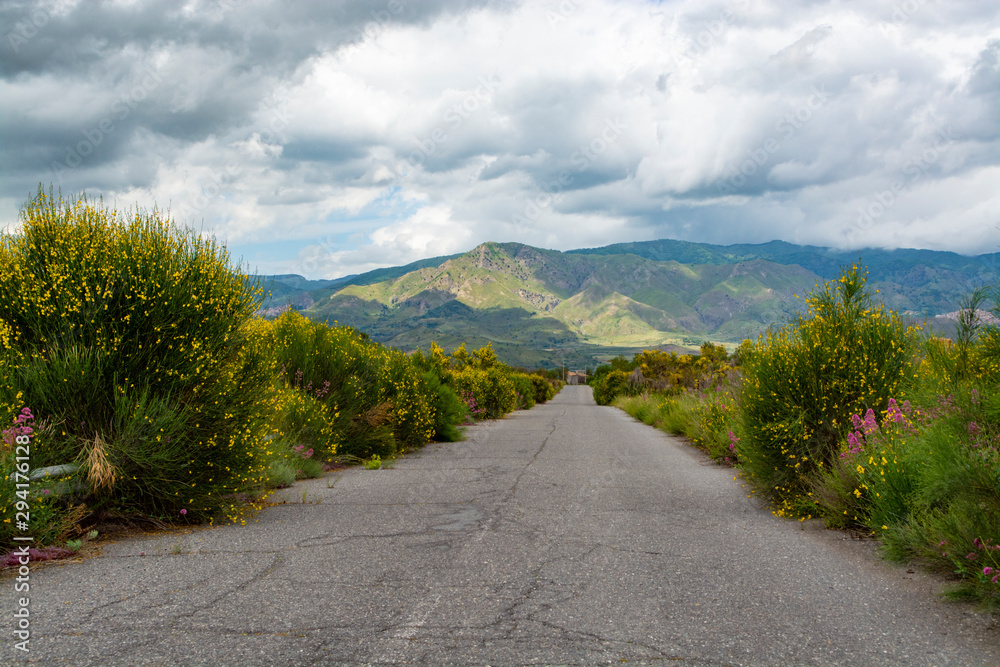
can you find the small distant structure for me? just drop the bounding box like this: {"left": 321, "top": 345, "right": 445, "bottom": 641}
{"left": 567, "top": 371, "right": 587, "bottom": 385}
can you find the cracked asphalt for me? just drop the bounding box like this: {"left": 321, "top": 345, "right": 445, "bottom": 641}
{"left": 4, "top": 385, "right": 999, "bottom": 666}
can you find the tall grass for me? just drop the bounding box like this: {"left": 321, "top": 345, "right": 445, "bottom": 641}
{"left": 614, "top": 391, "right": 739, "bottom": 462}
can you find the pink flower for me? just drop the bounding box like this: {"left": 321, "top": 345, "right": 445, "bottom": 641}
{"left": 863, "top": 409, "right": 878, "bottom": 433}
{"left": 180, "top": 509, "right": 187, "bottom": 516}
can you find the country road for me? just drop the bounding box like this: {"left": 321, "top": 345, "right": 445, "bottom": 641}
{"left": 5, "top": 386, "right": 998, "bottom": 666}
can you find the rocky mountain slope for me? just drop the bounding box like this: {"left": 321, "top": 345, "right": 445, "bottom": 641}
{"left": 259, "top": 239, "right": 996, "bottom": 366}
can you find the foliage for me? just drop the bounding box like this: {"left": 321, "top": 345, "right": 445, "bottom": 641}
{"left": 267, "top": 310, "right": 435, "bottom": 459}
{"left": 0, "top": 188, "right": 273, "bottom": 538}
{"left": 421, "top": 370, "right": 468, "bottom": 442}
{"left": 421, "top": 342, "right": 559, "bottom": 421}
{"left": 690, "top": 391, "right": 740, "bottom": 463}
{"left": 591, "top": 344, "right": 732, "bottom": 406}
{"left": 511, "top": 372, "right": 536, "bottom": 411}
{"left": 736, "top": 263, "right": 915, "bottom": 514}
{"left": 610, "top": 263, "right": 1000, "bottom": 606}
{"left": 614, "top": 390, "right": 739, "bottom": 463}
{"left": 450, "top": 367, "right": 517, "bottom": 419}
{"left": 0, "top": 188, "right": 558, "bottom": 558}
{"left": 633, "top": 343, "right": 730, "bottom": 393}
{"left": 269, "top": 384, "right": 338, "bottom": 462}
{"left": 529, "top": 374, "right": 557, "bottom": 404}
{"left": 592, "top": 369, "right": 640, "bottom": 406}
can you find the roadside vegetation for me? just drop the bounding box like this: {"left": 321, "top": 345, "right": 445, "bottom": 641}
{"left": 604, "top": 265, "right": 1000, "bottom": 609}
{"left": 0, "top": 188, "right": 562, "bottom": 559}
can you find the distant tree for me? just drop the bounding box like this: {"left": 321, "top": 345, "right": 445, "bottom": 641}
{"left": 609, "top": 355, "right": 633, "bottom": 372}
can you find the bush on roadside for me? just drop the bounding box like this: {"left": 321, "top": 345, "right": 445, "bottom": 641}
{"left": 0, "top": 188, "right": 274, "bottom": 547}
{"left": 530, "top": 374, "right": 556, "bottom": 404}
{"left": 511, "top": 372, "right": 536, "bottom": 411}
{"left": 267, "top": 310, "right": 435, "bottom": 460}
{"left": 736, "top": 263, "right": 915, "bottom": 516}
{"left": 420, "top": 370, "right": 468, "bottom": 442}
{"left": 690, "top": 391, "right": 741, "bottom": 463}
{"left": 592, "top": 369, "right": 639, "bottom": 406}
{"left": 450, "top": 366, "right": 517, "bottom": 419}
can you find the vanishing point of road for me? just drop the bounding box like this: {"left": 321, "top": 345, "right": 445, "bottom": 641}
{"left": 6, "top": 386, "right": 999, "bottom": 665}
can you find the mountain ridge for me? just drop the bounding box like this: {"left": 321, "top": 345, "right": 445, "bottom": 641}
{"left": 259, "top": 238, "right": 997, "bottom": 366}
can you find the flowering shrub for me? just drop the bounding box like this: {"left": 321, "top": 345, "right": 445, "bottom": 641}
{"left": 882, "top": 385, "right": 1000, "bottom": 607}
{"left": 690, "top": 392, "right": 740, "bottom": 463}
{"left": 270, "top": 384, "right": 337, "bottom": 460}
{"left": 592, "top": 369, "right": 639, "bottom": 406}
{"left": 460, "top": 390, "right": 487, "bottom": 423}
{"left": 813, "top": 398, "right": 915, "bottom": 530}
{"left": 0, "top": 406, "right": 81, "bottom": 548}
{"left": 511, "top": 373, "right": 536, "bottom": 411}
{"left": 613, "top": 391, "right": 739, "bottom": 464}
{"left": 266, "top": 310, "right": 435, "bottom": 459}
{"left": 737, "top": 263, "right": 915, "bottom": 515}
{"left": 449, "top": 367, "right": 516, "bottom": 419}
{"left": 0, "top": 189, "right": 559, "bottom": 558}
{"left": 0, "top": 189, "right": 274, "bottom": 533}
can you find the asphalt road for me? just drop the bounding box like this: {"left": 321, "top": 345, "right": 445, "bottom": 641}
{"left": 4, "top": 385, "right": 998, "bottom": 666}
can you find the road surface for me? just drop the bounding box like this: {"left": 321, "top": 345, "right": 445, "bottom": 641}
{"left": 5, "top": 386, "right": 998, "bottom": 665}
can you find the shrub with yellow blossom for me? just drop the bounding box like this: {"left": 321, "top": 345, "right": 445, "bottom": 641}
{"left": 0, "top": 188, "right": 274, "bottom": 540}
{"left": 736, "top": 263, "right": 916, "bottom": 515}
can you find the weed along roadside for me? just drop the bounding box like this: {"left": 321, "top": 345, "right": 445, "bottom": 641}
{"left": 603, "top": 263, "right": 1000, "bottom": 611}
{"left": 0, "top": 188, "right": 565, "bottom": 580}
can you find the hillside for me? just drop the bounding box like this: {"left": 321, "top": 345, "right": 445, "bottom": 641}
{"left": 569, "top": 239, "right": 999, "bottom": 316}
{"left": 258, "top": 239, "right": 995, "bottom": 367}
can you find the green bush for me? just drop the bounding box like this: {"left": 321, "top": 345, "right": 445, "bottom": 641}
{"left": 529, "top": 374, "right": 556, "bottom": 404}
{"left": 420, "top": 370, "right": 467, "bottom": 442}
{"left": 511, "top": 373, "right": 536, "bottom": 410}
{"left": 0, "top": 189, "right": 273, "bottom": 539}
{"left": 689, "top": 392, "right": 740, "bottom": 462}
{"left": 880, "top": 390, "right": 998, "bottom": 606}
{"left": 267, "top": 311, "right": 434, "bottom": 459}
{"left": 450, "top": 366, "right": 517, "bottom": 419}
{"left": 736, "top": 263, "right": 915, "bottom": 516}
{"left": 269, "top": 384, "right": 338, "bottom": 462}
{"left": 592, "top": 369, "right": 639, "bottom": 406}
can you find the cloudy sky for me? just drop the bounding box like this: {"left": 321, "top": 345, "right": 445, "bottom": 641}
{"left": 2, "top": 0, "right": 998, "bottom": 279}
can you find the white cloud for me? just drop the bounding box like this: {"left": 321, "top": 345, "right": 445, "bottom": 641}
{"left": 2, "top": 0, "right": 998, "bottom": 277}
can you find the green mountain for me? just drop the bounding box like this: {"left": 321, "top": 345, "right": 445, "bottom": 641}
{"left": 258, "top": 239, "right": 996, "bottom": 367}
{"left": 569, "top": 239, "right": 999, "bottom": 316}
